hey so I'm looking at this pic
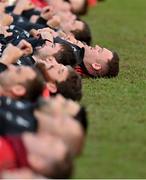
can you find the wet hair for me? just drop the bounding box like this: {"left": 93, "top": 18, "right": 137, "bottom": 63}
{"left": 56, "top": 66, "right": 82, "bottom": 101}
{"left": 105, "top": 52, "right": 120, "bottom": 78}
{"left": 22, "top": 68, "right": 45, "bottom": 101}
{"left": 74, "top": 106, "right": 88, "bottom": 134}
{"left": 53, "top": 44, "right": 77, "bottom": 67}
{"left": 71, "top": 20, "right": 92, "bottom": 45}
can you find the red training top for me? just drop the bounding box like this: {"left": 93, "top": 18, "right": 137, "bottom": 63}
{"left": 0, "top": 136, "right": 29, "bottom": 172}
{"left": 74, "top": 65, "right": 88, "bottom": 78}
{"left": 30, "top": 0, "right": 48, "bottom": 8}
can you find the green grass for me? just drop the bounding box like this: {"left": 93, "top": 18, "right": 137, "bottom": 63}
{"left": 74, "top": 0, "right": 146, "bottom": 178}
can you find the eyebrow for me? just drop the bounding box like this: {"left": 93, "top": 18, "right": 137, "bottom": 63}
{"left": 46, "top": 39, "right": 53, "bottom": 43}
{"left": 47, "top": 65, "right": 54, "bottom": 71}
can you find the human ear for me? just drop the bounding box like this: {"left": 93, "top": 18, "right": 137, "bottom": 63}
{"left": 11, "top": 85, "right": 26, "bottom": 97}
{"left": 91, "top": 63, "right": 102, "bottom": 71}
{"left": 46, "top": 82, "right": 57, "bottom": 93}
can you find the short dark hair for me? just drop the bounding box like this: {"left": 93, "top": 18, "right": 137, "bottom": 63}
{"left": 74, "top": 106, "right": 88, "bottom": 134}
{"left": 48, "top": 152, "right": 73, "bottom": 179}
{"left": 53, "top": 44, "right": 77, "bottom": 67}
{"left": 22, "top": 68, "right": 45, "bottom": 101}
{"left": 36, "top": 63, "right": 82, "bottom": 101}
{"left": 35, "top": 62, "right": 50, "bottom": 82}
{"left": 56, "top": 66, "right": 82, "bottom": 101}
{"left": 71, "top": 20, "right": 92, "bottom": 45}
{"left": 105, "top": 52, "right": 120, "bottom": 78}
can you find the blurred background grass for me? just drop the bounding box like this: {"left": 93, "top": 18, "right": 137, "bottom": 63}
{"left": 74, "top": 0, "right": 146, "bottom": 178}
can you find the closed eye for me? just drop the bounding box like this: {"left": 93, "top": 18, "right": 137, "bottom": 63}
{"left": 47, "top": 65, "right": 54, "bottom": 70}
{"left": 58, "top": 67, "right": 65, "bottom": 74}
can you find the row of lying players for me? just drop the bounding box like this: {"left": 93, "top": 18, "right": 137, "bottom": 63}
{"left": 0, "top": 0, "right": 119, "bottom": 179}
{"left": 4, "top": 0, "right": 105, "bottom": 15}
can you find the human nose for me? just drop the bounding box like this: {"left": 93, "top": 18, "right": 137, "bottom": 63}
{"left": 95, "top": 45, "right": 101, "bottom": 49}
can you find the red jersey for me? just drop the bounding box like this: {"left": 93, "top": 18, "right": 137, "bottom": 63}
{"left": 30, "top": 0, "right": 48, "bottom": 8}
{"left": 75, "top": 63, "right": 96, "bottom": 78}
{"left": 0, "top": 136, "right": 29, "bottom": 172}
{"left": 42, "top": 86, "right": 50, "bottom": 98}
{"left": 88, "top": 0, "right": 97, "bottom": 6}
{"left": 74, "top": 65, "right": 87, "bottom": 78}
{"left": 0, "top": 137, "right": 16, "bottom": 171}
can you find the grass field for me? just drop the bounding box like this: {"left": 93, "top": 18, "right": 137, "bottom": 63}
{"left": 74, "top": 0, "right": 146, "bottom": 178}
